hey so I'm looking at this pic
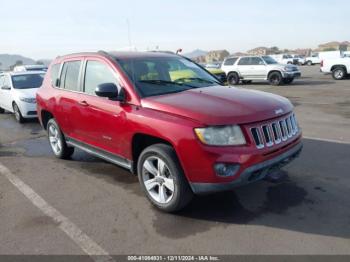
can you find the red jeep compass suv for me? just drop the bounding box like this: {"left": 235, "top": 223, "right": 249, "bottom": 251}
{"left": 37, "top": 51, "right": 302, "bottom": 212}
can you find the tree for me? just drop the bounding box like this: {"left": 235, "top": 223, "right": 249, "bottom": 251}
{"left": 323, "top": 47, "right": 337, "bottom": 51}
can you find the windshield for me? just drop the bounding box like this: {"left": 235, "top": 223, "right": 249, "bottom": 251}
{"left": 116, "top": 56, "right": 220, "bottom": 98}
{"left": 262, "top": 56, "right": 278, "bottom": 64}
{"left": 11, "top": 74, "right": 45, "bottom": 89}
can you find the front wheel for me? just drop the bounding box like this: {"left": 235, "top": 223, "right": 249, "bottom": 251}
{"left": 268, "top": 72, "right": 283, "bottom": 86}
{"left": 0, "top": 107, "right": 5, "bottom": 114}
{"left": 137, "top": 144, "right": 193, "bottom": 212}
{"left": 13, "top": 103, "right": 25, "bottom": 123}
{"left": 332, "top": 67, "right": 346, "bottom": 80}
{"left": 47, "top": 118, "right": 74, "bottom": 159}
{"left": 306, "top": 61, "right": 313, "bottom": 66}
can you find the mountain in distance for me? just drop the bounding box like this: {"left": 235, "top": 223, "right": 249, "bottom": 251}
{"left": 183, "top": 49, "right": 208, "bottom": 58}
{"left": 0, "top": 54, "right": 52, "bottom": 70}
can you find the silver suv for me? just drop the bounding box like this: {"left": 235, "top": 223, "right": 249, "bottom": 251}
{"left": 221, "top": 56, "right": 301, "bottom": 86}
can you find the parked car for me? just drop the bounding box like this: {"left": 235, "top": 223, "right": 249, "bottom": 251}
{"left": 305, "top": 53, "right": 321, "bottom": 65}
{"left": 291, "top": 54, "right": 306, "bottom": 65}
{"left": 269, "top": 54, "right": 297, "bottom": 65}
{"left": 0, "top": 71, "right": 45, "bottom": 123}
{"left": 221, "top": 55, "right": 301, "bottom": 85}
{"left": 14, "top": 65, "right": 48, "bottom": 72}
{"left": 37, "top": 51, "right": 303, "bottom": 212}
{"left": 320, "top": 57, "right": 350, "bottom": 80}
{"left": 205, "top": 62, "right": 222, "bottom": 69}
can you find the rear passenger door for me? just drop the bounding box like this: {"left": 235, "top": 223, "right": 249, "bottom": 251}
{"left": 56, "top": 59, "right": 84, "bottom": 138}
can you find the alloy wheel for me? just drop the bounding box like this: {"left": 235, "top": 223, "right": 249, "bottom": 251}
{"left": 142, "top": 156, "right": 175, "bottom": 204}
{"left": 14, "top": 105, "right": 21, "bottom": 121}
{"left": 334, "top": 69, "right": 344, "bottom": 79}
{"left": 48, "top": 124, "right": 62, "bottom": 155}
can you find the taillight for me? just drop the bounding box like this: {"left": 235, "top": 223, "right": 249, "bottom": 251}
{"left": 320, "top": 60, "right": 324, "bottom": 67}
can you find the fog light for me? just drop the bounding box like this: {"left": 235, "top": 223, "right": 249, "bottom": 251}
{"left": 214, "top": 163, "right": 240, "bottom": 177}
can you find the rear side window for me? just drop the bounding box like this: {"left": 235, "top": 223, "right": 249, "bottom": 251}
{"left": 224, "top": 58, "right": 238, "bottom": 66}
{"left": 60, "top": 61, "right": 81, "bottom": 91}
{"left": 84, "top": 61, "right": 118, "bottom": 95}
{"left": 238, "top": 57, "right": 250, "bottom": 65}
{"left": 50, "top": 64, "right": 61, "bottom": 87}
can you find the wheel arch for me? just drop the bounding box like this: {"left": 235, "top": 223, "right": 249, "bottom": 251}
{"left": 41, "top": 110, "right": 54, "bottom": 130}
{"left": 331, "top": 65, "right": 347, "bottom": 74}
{"left": 131, "top": 133, "right": 177, "bottom": 175}
{"left": 268, "top": 70, "right": 283, "bottom": 78}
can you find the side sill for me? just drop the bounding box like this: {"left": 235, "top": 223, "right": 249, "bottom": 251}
{"left": 66, "top": 137, "right": 133, "bottom": 171}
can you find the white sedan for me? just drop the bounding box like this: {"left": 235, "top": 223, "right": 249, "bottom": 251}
{"left": 0, "top": 71, "right": 45, "bottom": 123}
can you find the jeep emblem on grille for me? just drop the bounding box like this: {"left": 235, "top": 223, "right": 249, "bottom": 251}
{"left": 275, "top": 108, "right": 284, "bottom": 115}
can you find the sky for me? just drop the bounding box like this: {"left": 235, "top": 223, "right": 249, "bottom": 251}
{"left": 0, "top": 0, "right": 349, "bottom": 59}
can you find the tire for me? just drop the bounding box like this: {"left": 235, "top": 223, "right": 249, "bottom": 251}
{"left": 13, "top": 103, "right": 25, "bottom": 123}
{"left": 47, "top": 118, "right": 74, "bottom": 159}
{"left": 0, "top": 107, "right": 5, "bottom": 114}
{"left": 227, "top": 72, "right": 239, "bottom": 85}
{"left": 283, "top": 78, "right": 294, "bottom": 84}
{"left": 307, "top": 61, "right": 313, "bottom": 66}
{"left": 268, "top": 72, "right": 283, "bottom": 86}
{"left": 332, "top": 67, "right": 346, "bottom": 80}
{"left": 137, "top": 144, "right": 193, "bottom": 212}
{"left": 242, "top": 80, "right": 252, "bottom": 84}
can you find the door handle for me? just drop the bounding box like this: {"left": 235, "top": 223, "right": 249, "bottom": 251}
{"left": 78, "top": 101, "right": 89, "bottom": 106}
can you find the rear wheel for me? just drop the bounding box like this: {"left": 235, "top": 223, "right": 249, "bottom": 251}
{"left": 332, "top": 67, "right": 346, "bottom": 80}
{"left": 47, "top": 118, "right": 74, "bottom": 159}
{"left": 13, "top": 103, "right": 25, "bottom": 123}
{"left": 227, "top": 72, "right": 239, "bottom": 85}
{"left": 268, "top": 72, "right": 283, "bottom": 86}
{"left": 0, "top": 107, "right": 5, "bottom": 114}
{"left": 137, "top": 144, "right": 193, "bottom": 212}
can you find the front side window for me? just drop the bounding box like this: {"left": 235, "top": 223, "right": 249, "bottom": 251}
{"left": 250, "top": 57, "right": 265, "bottom": 65}
{"left": 60, "top": 61, "right": 81, "bottom": 91}
{"left": 84, "top": 61, "right": 118, "bottom": 95}
{"left": 11, "top": 74, "right": 45, "bottom": 89}
{"left": 238, "top": 57, "right": 250, "bottom": 65}
{"left": 262, "top": 56, "right": 278, "bottom": 64}
{"left": 117, "top": 56, "right": 220, "bottom": 98}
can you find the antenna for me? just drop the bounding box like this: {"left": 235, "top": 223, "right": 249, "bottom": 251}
{"left": 127, "top": 19, "right": 132, "bottom": 48}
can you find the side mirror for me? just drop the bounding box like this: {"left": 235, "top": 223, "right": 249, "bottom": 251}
{"left": 1, "top": 85, "right": 11, "bottom": 90}
{"left": 95, "top": 83, "right": 126, "bottom": 102}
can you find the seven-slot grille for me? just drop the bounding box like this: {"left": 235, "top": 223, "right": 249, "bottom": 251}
{"left": 250, "top": 113, "right": 299, "bottom": 149}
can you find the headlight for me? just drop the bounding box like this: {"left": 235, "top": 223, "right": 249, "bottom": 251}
{"left": 194, "top": 125, "right": 246, "bottom": 146}
{"left": 20, "top": 97, "right": 36, "bottom": 104}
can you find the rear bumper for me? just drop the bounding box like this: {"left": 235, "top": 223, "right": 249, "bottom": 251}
{"left": 190, "top": 141, "right": 303, "bottom": 194}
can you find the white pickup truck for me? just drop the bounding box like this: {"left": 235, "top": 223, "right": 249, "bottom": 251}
{"left": 320, "top": 57, "right": 350, "bottom": 80}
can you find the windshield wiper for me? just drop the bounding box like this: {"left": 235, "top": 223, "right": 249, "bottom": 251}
{"left": 174, "top": 77, "right": 218, "bottom": 85}
{"left": 139, "top": 80, "right": 196, "bottom": 88}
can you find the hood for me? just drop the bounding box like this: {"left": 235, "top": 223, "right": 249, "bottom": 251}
{"left": 275, "top": 63, "right": 297, "bottom": 69}
{"left": 142, "top": 86, "right": 293, "bottom": 125}
{"left": 13, "top": 88, "right": 38, "bottom": 98}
